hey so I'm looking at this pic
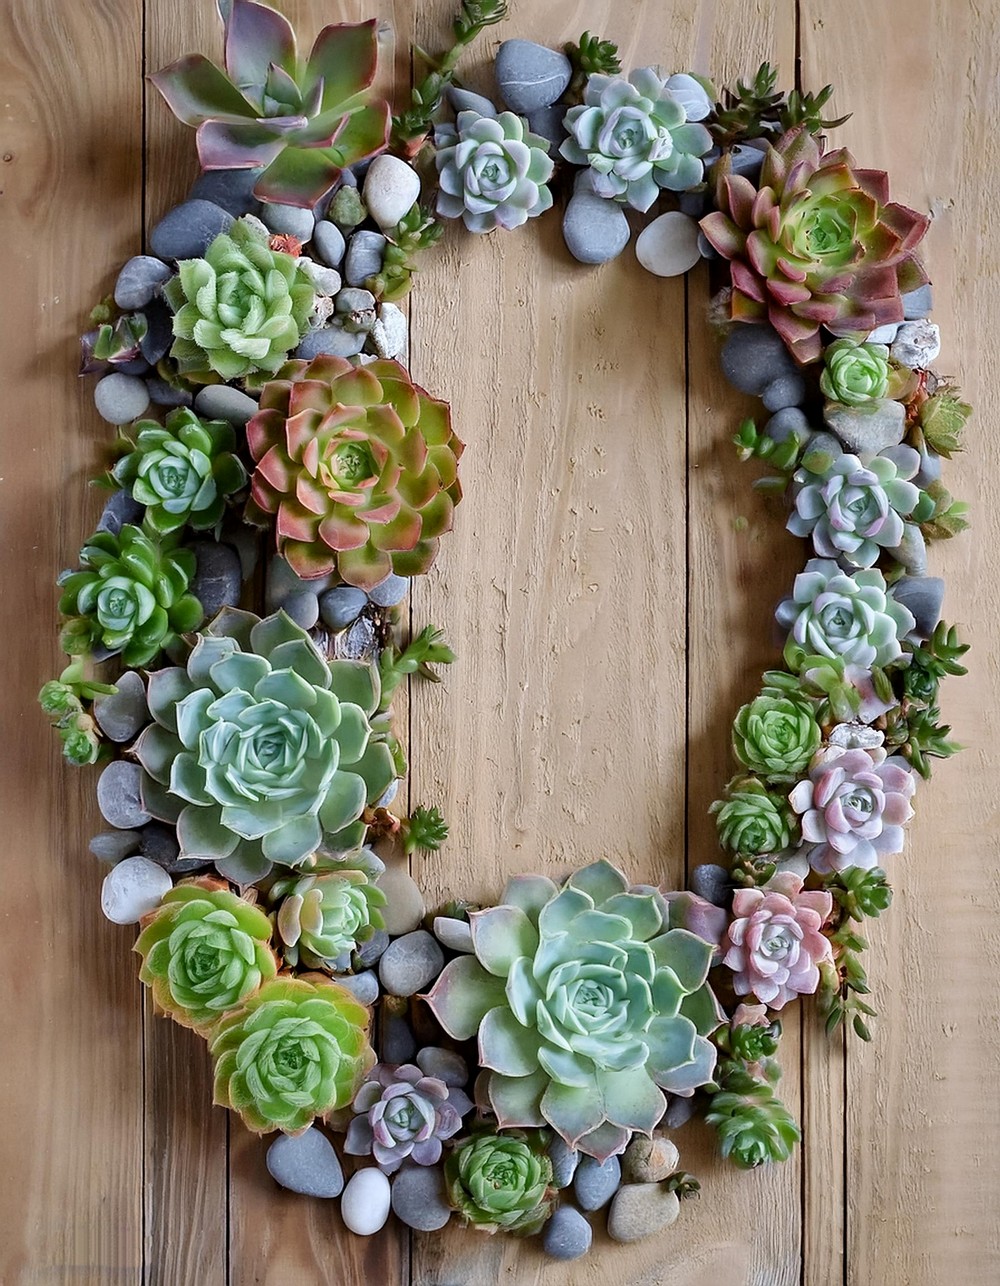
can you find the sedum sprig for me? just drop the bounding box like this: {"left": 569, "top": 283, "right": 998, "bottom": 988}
{"left": 705, "top": 1067, "right": 801, "bottom": 1167}
{"left": 709, "top": 62, "right": 848, "bottom": 146}
{"left": 366, "top": 205, "right": 445, "bottom": 302}
{"left": 565, "top": 31, "right": 622, "bottom": 102}
{"left": 378, "top": 624, "right": 456, "bottom": 711}
{"left": 401, "top": 803, "right": 449, "bottom": 855}
{"left": 779, "top": 83, "right": 851, "bottom": 135}
{"left": 38, "top": 660, "right": 118, "bottom": 767}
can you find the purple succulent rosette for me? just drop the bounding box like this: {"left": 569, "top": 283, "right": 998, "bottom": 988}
{"left": 345, "top": 1062, "right": 473, "bottom": 1173}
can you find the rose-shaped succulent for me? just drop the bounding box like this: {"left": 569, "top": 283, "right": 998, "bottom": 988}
{"left": 444, "top": 1130, "right": 553, "bottom": 1235}
{"left": 246, "top": 354, "right": 463, "bottom": 588}
{"left": 819, "top": 338, "right": 891, "bottom": 405}
{"left": 776, "top": 558, "right": 915, "bottom": 670}
{"left": 271, "top": 870, "right": 386, "bottom": 967}
{"left": 700, "top": 127, "right": 930, "bottom": 363}
{"left": 788, "top": 744, "right": 917, "bottom": 873}
{"left": 57, "top": 524, "right": 203, "bottom": 667}
{"left": 112, "top": 409, "right": 248, "bottom": 536}
{"left": 134, "top": 877, "right": 277, "bottom": 1029}
{"left": 344, "top": 1062, "right": 472, "bottom": 1173}
{"left": 712, "top": 778, "right": 793, "bottom": 856}
{"left": 723, "top": 872, "right": 833, "bottom": 1008}
{"left": 732, "top": 691, "right": 822, "bottom": 781}
{"left": 163, "top": 218, "right": 315, "bottom": 382}
{"left": 134, "top": 609, "right": 395, "bottom": 881}
{"left": 209, "top": 974, "right": 375, "bottom": 1133}
{"left": 435, "top": 110, "right": 554, "bottom": 233}
{"left": 788, "top": 446, "right": 920, "bottom": 568}
{"left": 426, "top": 860, "right": 721, "bottom": 1160}
{"left": 560, "top": 68, "right": 713, "bottom": 210}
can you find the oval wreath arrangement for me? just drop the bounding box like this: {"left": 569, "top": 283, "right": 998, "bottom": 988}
{"left": 40, "top": 0, "right": 972, "bottom": 1260}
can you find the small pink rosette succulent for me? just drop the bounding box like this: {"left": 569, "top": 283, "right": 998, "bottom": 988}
{"left": 344, "top": 1062, "right": 472, "bottom": 1174}
{"left": 789, "top": 745, "right": 916, "bottom": 874}
{"left": 723, "top": 873, "right": 833, "bottom": 1009}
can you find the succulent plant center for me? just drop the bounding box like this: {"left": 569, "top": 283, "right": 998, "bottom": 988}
{"left": 759, "top": 925, "right": 797, "bottom": 961}
{"left": 484, "top": 1158, "right": 519, "bottom": 1189}
{"left": 327, "top": 439, "right": 378, "bottom": 488}
{"left": 154, "top": 461, "right": 196, "bottom": 496}
{"left": 272, "top": 1038, "right": 309, "bottom": 1077}
{"left": 843, "top": 787, "right": 876, "bottom": 816}
{"left": 797, "top": 200, "right": 855, "bottom": 261}
{"left": 187, "top": 941, "right": 222, "bottom": 981}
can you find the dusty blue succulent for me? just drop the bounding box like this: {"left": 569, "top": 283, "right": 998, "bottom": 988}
{"left": 435, "top": 109, "right": 554, "bottom": 233}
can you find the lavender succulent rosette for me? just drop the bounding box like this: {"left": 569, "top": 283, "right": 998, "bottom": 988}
{"left": 345, "top": 1063, "right": 473, "bottom": 1173}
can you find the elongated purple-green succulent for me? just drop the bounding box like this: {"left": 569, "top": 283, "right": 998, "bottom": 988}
{"left": 425, "top": 859, "right": 722, "bottom": 1161}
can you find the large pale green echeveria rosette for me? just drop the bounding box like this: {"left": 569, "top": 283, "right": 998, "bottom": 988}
{"left": 560, "top": 68, "right": 713, "bottom": 211}
{"left": 434, "top": 110, "right": 554, "bottom": 233}
{"left": 426, "top": 860, "right": 722, "bottom": 1161}
{"left": 271, "top": 870, "right": 386, "bottom": 968}
{"left": 134, "top": 877, "right": 278, "bottom": 1029}
{"left": 163, "top": 218, "right": 315, "bottom": 383}
{"left": 112, "top": 408, "right": 247, "bottom": 536}
{"left": 134, "top": 609, "right": 395, "bottom": 882}
{"left": 209, "top": 974, "right": 376, "bottom": 1134}
{"left": 444, "top": 1130, "right": 554, "bottom": 1235}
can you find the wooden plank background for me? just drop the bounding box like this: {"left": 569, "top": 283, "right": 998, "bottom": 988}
{"left": 1, "top": 0, "right": 997, "bottom": 1281}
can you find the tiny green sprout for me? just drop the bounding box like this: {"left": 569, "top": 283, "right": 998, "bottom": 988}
{"left": 402, "top": 804, "right": 449, "bottom": 855}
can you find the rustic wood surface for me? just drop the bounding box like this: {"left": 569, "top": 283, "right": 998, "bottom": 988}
{"left": 0, "top": 0, "right": 997, "bottom": 1282}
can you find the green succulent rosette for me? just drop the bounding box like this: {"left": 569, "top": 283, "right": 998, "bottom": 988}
{"left": 426, "top": 859, "right": 722, "bottom": 1161}
{"left": 134, "top": 877, "right": 278, "bottom": 1029}
{"left": 272, "top": 870, "right": 386, "bottom": 968}
{"left": 57, "top": 524, "right": 203, "bottom": 667}
{"left": 112, "top": 409, "right": 248, "bottom": 536}
{"left": 732, "top": 691, "right": 822, "bottom": 781}
{"left": 819, "top": 338, "right": 891, "bottom": 405}
{"left": 444, "top": 1130, "right": 553, "bottom": 1235}
{"left": 711, "top": 777, "right": 794, "bottom": 856}
{"left": 163, "top": 218, "right": 315, "bottom": 383}
{"left": 209, "top": 974, "right": 375, "bottom": 1134}
{"left": 134, "top": 609, "right": 396, "bottom": 883}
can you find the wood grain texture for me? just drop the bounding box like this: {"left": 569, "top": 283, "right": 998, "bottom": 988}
{"left": 2, "top": 0, "right": 998, "bottom": 1283}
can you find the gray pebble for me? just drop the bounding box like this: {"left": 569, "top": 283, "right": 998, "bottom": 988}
{"left": 190, "top": 540, "right": 242, "bottom": 619}
{"left": 526, "top": 103, "right": 567, "bottom": 152}
{"left": 139, "top": 300, "right": 175, "bottom": 365}
{"left": 100, "top": 856, "right": 172, "bottom": 924}
{"left": 96, "top": 489, "right": 144, "bottom": 536}
{"left": 381, "top": 1011, "right": 417, "bottom": 1064}
{"left": 495, "top": 39, "right": 572, "bottom": 113}
{"left": 114, "top": 255, "right": 172, "bottom": 310}
{"left": 914, "top": 445, "right": 942, "bottom": 489}
{"left": 266, "top": 554, "right": 332, "bottom": 612}
{"left": 415, "top": 1046, "right": 468, "bottom": 1087}
{"left": 93, "top": 670, "right": 149, "bottom": 743}
{"left": 335, "top": 970, "right": 380, "bottom": 1005}
{"left": 337, "top": 613, "right": 377, "bottom": 660}
{"left": 664, "top": 1094, "right": 698, "bottom": 1128}
{"left": 542, "top": 1205, "right": 592, "bottom": 1261}
{"left": 762, "top": 372, "right": 806, "bottom": 411}
{"left": 824, "top": 398, "right": 906, "bottom": 455}
{"left": 355, "top": 927, "right": 390, "bottom": 967}
{"left": 190, "top": 167, "right": 263, "bottom": 218}
{"left": 766, "top": 406, "right": 810, "bottom": 445}
{"left": 690, "top": 863, "right": 731, "bottom": 907}
{"left": 892, "top": 319, "right": 941, "bottom": 369}
{"left": 891, "top": 575, "right": 945, "bottom": 639}
{"left": 867, "top": 322, "right": 900, "bottom": 344}
{"left": 344, "top": 230, "right": 386, "bottom": 286}
{"left": 728, "top": 142, "right": 766, "bottom": 182}
{"left": 607, "top": 1182, "right": 680, "bottom": 1244}
{"left": 391, "top": 1163, "right": 452, "bottom": 1232}
{"left": 138, "top": 822, "right": 184, "bottom": 870}
{"left": 312, "top": 220, "right": 347, "bottom": 268}
{"left": 682, "top": 191, "right": 708, "bottom": 220}
{"left": 696, "top": 229, "right": 717, "bottom": 258}
{"left": 97, "top": 761, "right": 151, "bottom": 829}
{"left": 379, "top": 930, "right": 444, "bottom": 997}
{"left": 145, "top": 376, "right": 193, "bottom": 409}
{"left": 368, "top": 573, "right": 409, "bottom": 607}
{"left": 447, "top": 86, "right": 498, "bottom": 118}
{"left": 300, "top": 259, "right": 341, "bottom": 297}
{"left": 149, "top": 199, "right": 234, "bottom": 261}
{"left": 376, "top": 866, "right": 425, "bottom": 936}
{"left": 94, "top": 372, "right": 150, "bottom": 425}
{"left": 115, "top": 356, "right": 152, "bottom": 376}
{"left": 573, "top": 1153, "right": 621, "bottom": 1211}
{"left": 720, "top": 324, "right": 797, "bottom": 395}
{"left": 548, "top": 1136, "right": 579, "bottom": 1189}
{"left": 194, "top": 384, "right": 259, "bottom": 426}
{"left": 296, "top": 326, "right": 366, "bottom": 360}
{"left": 562, "top": 192, "right": 631, "bottom": 265}
{"left": 282, "top": 590, "right": 320, "bottom": 630}
{"left": 902, "top": 283, "right": 933, "bottom": 319}
{"left": 890, "top": 522, "right": 928, "bottom": 575}
{"left": 260, "top": 201, "right": 315, "bottom": 243}
{"left": 266, "top": 1127, "right": 344, "bottom": 1198}
{"left": 335, "top": 287, "right": 377, "bottom": 329}
{"left": 432, "top": 916, "right": 473, "bottom": 953}
{"left": 89, "top": 830, "right": 141, "bottom": 864}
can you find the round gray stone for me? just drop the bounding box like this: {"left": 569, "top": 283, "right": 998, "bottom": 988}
{"left": 379, "top": 930, "right": 444, "bottom": 997}
{"left": 548, "top": 1136, "right": 579, "bottom": 1189}
{"left": 344, "top": 229, "right": 387, "bottom": 286}
{"left": 260, "top": 201, "right": 315, "bottom": 243}
{"left": 190, "top": 167, "right": 264, "bottom": 218}
{"left": 355, "top": 926, "right": 390, "bottom": 967}
{"left": 93, "top": 670, "right": 149, "bottom": 743}
{"left": 728, "top": 142, "right": 766, "bottom": 181}
{"left": 563, "top": 192, "right": 631, "bottom": 265}
{"left": 377, "top": 867, "right": 426, "bottom": 936}
{"left": 319, "top": 585, "right": 368, "bottom": 630}
{"left": 608, "top": 1183, "right": 681, "bottom": 1244}
{"left": 145, "top": 377, "right": 193, "bottom": 409}
{"left": 690, "top": 862, "right": 731, "bottom": 907}
{"left": 266, "top": 555, "right": 332, "bottom": 612}
{"left": 720, "top": 325, "right": 797, "bottom": 396}
{"left": 890, "top": 522, "right": 928, "bottom": 575}
{"left": 762, "top": 372, "right": 807, "bottom": 411}
{"left": 96, "top": 488, "right": 144, "bottom": 536}
{"left": 149, "top": 199, "right": 234, "bottom": 261}
{"left": 312, "top": 220, "right": 347, "bottom": 268}
{"left": 824, "top": 398, "right": 906, "bottom": 454}
{"left": 447, "top": 86, "right": 498, "bottom": 118}
{"left": 363, "top": 154, "right": 421, "bottom": 230}
{"left": 100, "top": 856, "right": 172, "bottom": 924}
{"left": 542, "top": 1205, "right": 592, "bottom": 1261}
{"left": 282, "top": 590, "right": 320, "bottom": 630}
{"left": 495, "top": 39, "right": 572, "bottom": 113}
{"left": 296, "top": 326, "right": 366, "bottom": 360}
{"left": 890, "top": 575, "right": 945, "bottom": 639}
{"left": 664, "top": 1094, "right": 698, "bottom": 1128}
{"left": 114, "top": 255, "right": 172, "bottom": 310}
{"left": 391, "top": 1163, "right": 452, "bottom": 1231}
{"left": 97, "top": 761, "right": 151, "bottom": 829}
{"left": 766, "top": 407, "right": 810, "bottom": 445}
{"left": 573, "top": 1153, "right": 621, "bottom": 1211}
{"left": 94, "top": 372, "right": 150, "bottom": 425}
{"left": 266, "top": 1127, "right": 344, "bottom": 1198}
{"left": 415, "top": 1046, "right": 468, "bottom": 1087}
{"left": 368, "top": 573, "right": 410, "bottom": 607}
{"left": 334, "top": 969, "right": 379, "bottom": 1005}
{"left": 138, "top": 822, "right": 183, "bottom": 870}
{"left": 194, "top": 384, "right": 259, "bottom": 425}
{"left": 89, "top": 830, "right": 142, "bottom": 864}
{"left": 527, "top": 103, "right": 567, "bottom": 152}
{"left": 381, "top": 1011, "right": 417, "bottom": 1064}
{"left": 190, "top": 540, "right": 242, "bottom": 619}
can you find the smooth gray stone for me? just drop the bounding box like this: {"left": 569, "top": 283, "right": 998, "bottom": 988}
{"left": 139, "top": 300, "right": 174, "bottom": 365}
{"left": 766, "top": 407, "right": 810, "bottom": 444}
{"left": 312, "top": 220, "right": 347, "bottom": 268}
{"left": 301, "top": 259, "right": 341, "bottom": 297}
{"left": 562, "top": 192, "right": 630, "bottom": 265}
{"left": 266, "top": 554, "right": 331, "bottom": 612}
{"left": 664, "top": 1094, "right": 698, "bottom": 1128}
{"left": 824, "top": 398, "right": 906, "bottom": 455}
{"left": 902, "top": 283, "right": 933, "bottom": 319}
{"left": 100, "top": 856, "right": 172, "bottom": 924}
{"left": 296, "top": 326, "right": 366, "bottom": 359}
{"left": 335, "top": 970, "right": 379, "bottom": 1005}
{"left": 190, "top": 167, "right": 263, "bottom": 218}
{"left": 415, "top": 1046, "right": 468, "bottom": 1088}
{"left": 335, "top": 287, "right": 376, "bottom": 313}
{"left": 682, "top": 190, "right": 708, "bottom": 219}
{"left": 548, "top": 1135, "right": 579, "bottom": 1189}
{"left": 432, "top": 916, "right": 473, "bottom": 953}
{"left": 607, "top": 1182, "right": 680, "bottom": 1243}
{"left": 891, "top": 522, "right": 928, "bottom": 575}
{"left": 343, "top": 230, "right": 386, "bottom": 286}
{"left": 447, "top": 86, "right": 498, "bottom": 118}
{"left": 728, "top": 142, "right": 766, "bottom": 181}
{"left": 379, "top": 930, "right": 445, "bottom": 997}
{"left": 266, "top": 1127, "right": 344, "bottom": 1198}
{"left": 720, "top": 324, "right": 797, "bottom": 395}
{"left": 114, "top": 255, "right": 172, "bottom": 310}
{"left": 94, "top": 372, "right": 150, "bottom": 425}
{"left": 391, "top": 1163, "right": 452, "bottom": 1231}
{"left": 138, "top": 822, "right": 183, "bottom": 870}
{"left": 381, "top": 1011, "right": 417, "bottom": 1064}
{"left": 761, "top": 372, "right": 806, "bottom": 411}
{"left": 376, "top": 867, "right": 425, "bottom": 936}
{"left": 89, "top": 830, "right": 142, "bottom": 864}
{"left": 190, "top": 540, "right": 242, "bottom": 619}
{"left": 543, "top": 1205, "right": 592, "bottom": 1261}
{"left": 690, "top": 862, "right": 731, "bottom": 907}
{"left": 495, "top": 39, "right": 572, "bottom": 113}
{"left": 282, "top": 590, "right": 320, "bottom": 630}
{"left": 145, "top": 377, "right": 193, "bottom": 409}
{"left": 892, "top": 575, "right": 945, "bottom": 639}
{"left": 573, "top": 1153, "right": 621, "bottom": 1211}
{"left": 355, "top": 927, "right": 390, "bottom": 967}
{"left": 696, "top": 229, "right": 717, "bottom": 258}
{"left": 368, "top": 573, "right": 409, "bottom": 607}
{"left": 261, "top": 200, "right": 315, "bottom": 243}
{"left": 115, "top": 356, "right": 151, "bottom": 376}
{"left": 526, "top": 103, "right": 567, "bottom": 151}
{"left": 96, "top": 489, "right": 144, "bottom": 536}
{"left": 93, "top": 670, "right": 148, "bottom": 743}
{"left": 149, "top": 199, "right": 234, "bottom": 261}
{"left": 97, "top": 761, "right": 151, "bottom": 829}
{"left": 194, "top": 384, "right": 259, "bottom": 426}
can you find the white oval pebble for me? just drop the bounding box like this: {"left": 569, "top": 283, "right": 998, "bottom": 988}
{"left": 94, "top": 372, "right": 151, "bottom": 425}
{"left": 100, "top": 856, "right": 172, "bottom": 924}
{"left": 376, "top": 866, "right": 425, "bottom": 936}
{"left": 635, "top": 211, "right": 703, "bottom": 278}
{"left": 363, "top": 155, "right": 421, "bottom": 230}
{"left": 340, "top": 1167, "right": 391, "bottom": 1235}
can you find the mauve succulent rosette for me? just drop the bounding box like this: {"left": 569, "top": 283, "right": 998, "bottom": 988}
{"left": 723, "top": 874, "right": 834, "bottom": 1008}
{"left": 345, "top": 1062, "right": 473, "bottom": 1173}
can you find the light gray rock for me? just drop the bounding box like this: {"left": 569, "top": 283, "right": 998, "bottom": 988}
{"left": 344, "top": 230, "right": 387, "bottom": 286}
{"left": 282, "top": 590, "right": 320, "bottom": 631}
{"left": 97, "top": 761, "right": 151, "bottom": 829}
{"left": 335, "top": 970, "right": 380, "bottom": 1005}
{"left": 335, "top": 287, "right": 377, "bottom": 332}
{"left": 194, "top": 384, "right": 259, "bottom": 425}
{"left": 336, "top": 613, "right": 377, "bottom": 660}
{"left": 114, "top": 255, "right": 172, "bottom": 310}
{"left": 867, "top": 322, "right": 900, "bottom": 344}
{"left": 312, "top": 220, "right": 347, "bottom": 268}
{"left": 368, "top": 573, "right": 409, "bottom": 607}
{"left": 94, "top": 372, "right": 150, "bottom": 424}
{"left": 621, "top": 1133, "right": 680, "bottom": 1184}
{"left": 664, "top": 1094, "right": 697, "bottom": 1128}
{"left": 542, "top": 1205, "right": 592, "bottom": 1261}
{"left": 93, "top": 670, "right": 149, "bottom": 743}
{"left": 432, "top": 915, "right": 473, "bottom": 953}
{"left": 300, "top": 258, "right": 342, "bottom": 297}
{"left": 573, "top": 1154, "right": 621, "bottom": 1211}
{"left": 527, "top": 103, "right": 567, "bottom": 151}
{"left": 379, "top": 930, "right": 444, "bottom": 997}
{"left": 149, "top": 199, "right": 234, "bottom": 260}
{"left": 447, "top": 86, "right": 498, "bottom": 118}
{"left": 381, "top": 1011, "right": 417, "bottom": 1064}
{"left": 690, "top": 863, "right": 730, "bottom": 907}
{"left": 902, "top": 283, "right": 933, "bottom": 319}
{"left": 391, "top": 1163, "right": 452, "bottom": 1231}
{"left": 296, "top": 326, "right": 366, "bottom": 359}
{"left": 829, "top": 721, "right": 885, "bottom": 750}
{"left": 761, "top": 372, "right": 806, "bottom": 411}
{"left": 363, "top": 154, "right": 421, "bottom": 229}
{"left": 728, "top": 142, "right": 766, "bottom": 181}
{"left": 548, "top": 1136, "right": 579, "bottom": 1189}
{"left": 319, "top": 585, "right": 369, "bottom": 630}
{"left": 720, "top": 324, "right": 797, "bottom": 395}
{"left": 190, "top": 167, "right": 263, "bottom": 218}
{"left": 266, "top": 555, "right": 332, "bottom": 612}
{"left": 696, "top": 229, "right": 717, "bottom": 258}
{"left": 607, "top": 1183, "right": 681, "bottom": 1244}
{"left": 495, "top": 39, "right": 572, "bottom": 113}
{"left": 635, "top": 211, "right": 702, "bottom": 278}
{"left": 260, "top": 201, "right": 315, "bottom": 243}
{"left": 415, "top": 1046, "right": 468, "bottom": 1087}
{"left": 376, "top": 867, "right": 426, "bottom": 936}
{"left": 892, "top": 319, "right": 941, "bottom": 369}
{"left": 341, "top": 1168, "right": 391, "bottom": 1235}
{"left": 892, "top": 575, "right": 945, "bottom": 639}
{"left": 139, "top": 300, "right": 174, "bottom": 365}
{"left": 824, "top": 398, "right": 906, "bottom": 454}
{"left": 267, "top": 1127, "right": 345, "bottom": 1198}
{"left": 368, "top": 302, "right": 407, "bottom": 359}
{"left": 190, "top": 540, "right": 243, "bottom": 618}
{"left": 96, "top": 489, "right": 144, "bottom": 536}
{"left": 766, "top": 407, "right": 810, "bottom": 445}
{"left": 355, "top": 927, "right": 390, "bottom": 967}
{"left": 89, "top": 830, "right": 142, "bottom": 864}
{"left": 562, "top": 192, "right": 630, "bottom": 265}
{"left": 100, "top": 856, "right": 172, "bottom": 924}
{"left": 890, "top": 522, "right": 929, "bottom": 575}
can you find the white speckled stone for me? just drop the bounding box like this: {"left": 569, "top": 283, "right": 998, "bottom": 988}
{"left": 100, "top": 856, "right": 172, "bottom": 924}
{"left": 636, "top": 211, "right": 702, "bottom": 277}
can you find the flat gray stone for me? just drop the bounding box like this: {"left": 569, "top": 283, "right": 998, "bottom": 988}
{"left": 138, "top": 822, "right": 183, "bottom": 870}
{"left": 282, "top": 590, "right": 320, "bottom": 630}
{"left": 312, "top": 220, "right": 346, "bottom": 268}
{"left": 720, "top": 324, "right": 797, "bottom": 395}
{"left": 563, "top": 192, "right": 630, "bottom": 265}
{"left": 381, "top": 1011, "right": 417, "bottom": 1063}
{"left": 363, "top": 154, "right": 421, "bottom": 230}
{"left": 296, "top": 326, "right": 366, "bottom": 360}
{"left": 607, "top": 1182, "right": 680, "bottom": 1244}
{"left": 149, "top": 199, "right": 234, "bottom": 261}
{"left": 495, "top": 39, "right": 572, "bottom": 113}
{"left": 690, "top": 862, "right": 730, "bottom": 907}
{"left": 892, "top": 575, "right": 945, "bottom": 639}
{"left": 114, "top": 255, "right": 172, "bottom": 310}
{"left": 890, "top": 522, "right": 928, "bottom": 575}
{"left": 266, "top": 555, "right": 332, "bottom": 612}
{"left": 260, "top": 201, "right": 315, "bottom": 243}
{"left": 636, "top": 211, "right": 702, "bottom": 277}
{"left": 415, "top": 1046, "right": 468, "bottom": 1087}
{"left": 728, "top": 142, "right": 766, "bottom": 181}
{"left": 391, "top": 1163, "right": 452, "bottom": 1231}
{"left": 432, "top": 915, "right": 473, "bottom": 953}
{"left": 355, "top": 926, "right": 390, "bottom": 967}
{"left": 902, "top": 283, "right": 933, "bottom": 319}
{"left": 762, "top": 372, "right": 806, "bottom": 411}
{"left": 368, "top": 573, "right": 409, "bottom": 607}
{"left": 89, "top": 830, "right": 142, "bottom": 864}
{"left": 145, "top": 376, "right": 193, "bottom": 409}
{"left": 96, "top": 489, "right": 144, "bottom": 536}
{"left": 543, "top": 1205, "right": 592, "bottom": 1261}
{"left": 190, "top": 167, "right": 263, "bottom": 218}
{"left": 97, "top": 761, "right": 151, "bottom": 829}
{"left": 93, "top": 670, "right": 149, "bottom": 743}
{"left": 824, "top": 398, "right": 906, "bottom": 455}
{"left": 190, "top": 540, "right": 242, "bottom": 619}
{"left": 548, "top": 1135, "right": 579, "bottom": 1189}
{"left": 573, "top": 1153, "right": 621, "bottom": 1211}
{"left": 447, "top": 86, "right": 498, "bottom": 118}
{"left": 664, "top": 1094, "right": 697, "bottom": 1128}
{"left": 94, "top": 372, "right": 150, "bottom": 425}
{"left": 343, "top": 230, "right": 386, "bottom": 286}
{"left": 100, "top": 856, "right": 172, "bottom": 924}
{"left": 527, "top": 103, "right": 567, "bottom": 152}
{"left": 266, "top": 1127, "right": 344, "bottom": 1198}
{"left": 334, "top": 970, "right": 379, "bottom": 1005}
{"left": 194, "top": 384, "right": 259, "bottom": 425}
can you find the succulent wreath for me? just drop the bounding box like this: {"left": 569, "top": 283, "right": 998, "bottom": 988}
{"left": 42, "top": 0, "right": 970, "bottom": 1260}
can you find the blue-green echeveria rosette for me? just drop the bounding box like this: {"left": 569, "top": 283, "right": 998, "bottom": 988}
{"left": 271, "top": 870, "right": 386, "bottom": 968}
{"left": 560, "top": 68, "right": 713, "bottom": 211}
{"left": 435, "top": 110, "right": 554, "bottom": 233}
{"left": 134, "top": 609, "right": 396, "bottom": 883}
{"left": 819, "top": 338, "right": 891, "bottom": 406}
{"left": 425, "top": 859, "right": 722, "bottom": 1161}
